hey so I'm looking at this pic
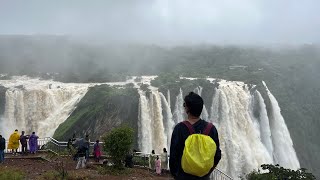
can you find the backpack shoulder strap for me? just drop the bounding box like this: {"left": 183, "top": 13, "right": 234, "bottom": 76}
{"left": 182, "top": 121, "right": 195, "bottom": 135}
{"left": 203, "top": 122, "right": 214, "bottom": 136}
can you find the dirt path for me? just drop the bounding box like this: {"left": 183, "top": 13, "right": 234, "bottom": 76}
{"left": 0, "top": 154, "right": 173, "bottom": 180}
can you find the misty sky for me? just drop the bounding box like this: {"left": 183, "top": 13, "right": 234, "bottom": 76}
{"left": 0, "top": 0, "right": 319, "bottom": 44}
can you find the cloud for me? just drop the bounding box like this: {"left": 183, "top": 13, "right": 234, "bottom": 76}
{"left": 0, "top": 0, "right": 319, "bottom": 44}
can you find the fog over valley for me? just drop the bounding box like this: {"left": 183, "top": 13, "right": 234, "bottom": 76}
{"left": 0, "top": 0, "right": 319, "bottom": 179}
{"left": 0, "top": 0, "right": 319, "bottom": 44}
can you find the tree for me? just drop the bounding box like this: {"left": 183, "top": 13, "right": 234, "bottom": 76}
{"left": 103, "top": 126, "right": 134, "bottom": 169}
{"left": 243, "top": 164, "right": 316, "bottom": 180}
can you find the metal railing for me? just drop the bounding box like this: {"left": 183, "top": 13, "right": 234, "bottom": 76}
{"left": 133, "top": 152, "right": 233, "bottom": 180}
{"left": 4, "top": 137, "right": 96, "bottom": 154}
{"left": 5, "top": 137, "right": 233, "bottom": 180}
{"left": 4, "top": 137, "right": 54, "bottom": 153}
{"left": 211, "top": 168, "right": 233, "bottom": 180}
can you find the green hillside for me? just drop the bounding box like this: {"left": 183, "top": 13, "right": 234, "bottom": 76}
{"left": 0, "top": 36, "right": 319, "bottom": 177}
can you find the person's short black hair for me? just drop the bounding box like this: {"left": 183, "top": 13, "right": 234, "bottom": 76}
{"left": 184, "top": 92, "right": 204, "bottom": 117}
{"left": 32, "top": 132, "right": 35, "bottom": 134}
{"left": 0, "top": 135, "right": 2, "bottom": 138}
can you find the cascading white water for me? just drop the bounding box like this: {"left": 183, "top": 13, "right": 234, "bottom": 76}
{"left": 0, "top": 76, "right": 154, "bottom": 140}
{"left": 255, "top": 91, "right": 274, "bottom": 159}
{"left": 1, "top": 76, "right": 299, "bottom": 179}
{"left": 151, "top": 91, "right": 167, "bottom": 153}
{"left": 262, "top": 81, "right": 300, "bottom": 170}
{"left": 201, "top": 105, "right": 209, "bottom": 121}
{"left": 137, "top": 78, "right": 300, "bottom": 179}
{"left": 160, "top": 92, "right": 174, "bottom": 150}
{"left": 0, "top": 77, "right": 89, "bottom": 138}
{"left": 138, "top": 89, "right": 169, "bottom": 154}
{"left": 194, "top": 86, "right": 209, "bottom": 120}
{"left": 138, "top": 90, "right": 153, "bottom": 153}
{"left": 167, "top": 90, "right": 171, "bottom": 107}
{"left": 215, "top": 85, "right": 273, "bottom": 178}
{"left": 172, "top": 88, "right": 184, "bottom": 124}
{"left": 210, "top": 88, "right": 220, "bottom": 126}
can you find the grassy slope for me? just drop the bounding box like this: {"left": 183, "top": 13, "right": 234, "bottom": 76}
{"left": 53, "top": 84, "right": 139, "bottom": 142}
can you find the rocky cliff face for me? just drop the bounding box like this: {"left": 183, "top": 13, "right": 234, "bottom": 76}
{"left": 53, "top": 85, "right": 139, "bottom": 145}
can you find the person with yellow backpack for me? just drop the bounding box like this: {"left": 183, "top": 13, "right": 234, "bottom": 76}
{"left": 169, "top": 92, "right": 221, "bottom": 180}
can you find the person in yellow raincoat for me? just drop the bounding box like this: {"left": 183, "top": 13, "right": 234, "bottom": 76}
{"left": 8, "top": 129, "right": 20, "bottom": 156}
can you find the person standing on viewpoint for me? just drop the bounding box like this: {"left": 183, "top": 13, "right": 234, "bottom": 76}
{"left": 0, "top": 135, "right": 5, "bottom": 163}
{"left": 29, "top": 132, "right": 39, "bottom": 154}
{"left": 169, "top": 92, "right": 222, "bottom": 180}
{"left": 20, "top": 131, "right": 29, "bottom": 155}
{"left": 8, "top": 129, "right": 20, "bottom": 156}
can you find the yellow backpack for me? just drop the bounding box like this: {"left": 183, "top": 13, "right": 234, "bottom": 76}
{"left": 181, "top": 121, "right": 217, "bottom": 177}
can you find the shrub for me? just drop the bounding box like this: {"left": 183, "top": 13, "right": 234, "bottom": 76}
{"left": 243, "top": 164, "right": 316, "bottom": 180}
{"left": 103, "top": 126, "right": 134, "bottom": 169}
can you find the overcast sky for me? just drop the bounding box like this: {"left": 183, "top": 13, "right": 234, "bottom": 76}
{"left": 0, "top": 0, "right": 319, "bottom": 44}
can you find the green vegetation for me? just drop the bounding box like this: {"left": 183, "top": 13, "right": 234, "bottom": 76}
{"left": 243, "top": 164, "right": 316, "bottom": 180}
{"left": 0, "top": 168, "right": 25, "bottom": 180}
{"left": 1, "top": 36, "right": 319, "bottom": 177}
{"left": 103, "top": 126, "right": 134, "bottom": 169}
{"left": 53, "top": 84, "right": 139, "bottom": 141}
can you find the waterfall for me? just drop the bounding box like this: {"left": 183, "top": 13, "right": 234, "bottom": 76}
{"left": 160, "top": 93, "right": 174, "bottom": 150}
{"left": 138, "top": 90, "right": 152, "bottom": 153}
{"left": 262, "top": 81, "right": 300, "bottom": 170}
{"left": 210, "top": 88, "right": 220, "bottom": 125}
{"left": 255, "top": 91, "right": 274, "bottom": 159}
{"left": 201, "top": 106, "right": 209, "bottom": 121}
{"left": 139, "top": 77, "right": 299, "bottom": 179}
{"left": 0, "top": 76, "right": 300, "bottom": 179}
{"left": 138, "top": 88, "right": 168, "bottom": 154}
{"left": 172, "top": 88, "right": 184, "bottom": 123}
{"left": 216, "top": 85, "right": 273, "bottom": 178}
{"left": 167, "top": 90, "right": 171, "bottom": 107}
{"left": 194, "top": 86, "right": 209, "bottom": 120}
{"left": 151, "top": 91, "right": 167, "bottom": 154}
{"left": 0, "top": 79, "right": 89, "bottom": 138}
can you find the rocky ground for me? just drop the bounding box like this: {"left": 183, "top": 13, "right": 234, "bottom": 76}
{"left": 0, "top": 153, "right": 173, "bottom": 180}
